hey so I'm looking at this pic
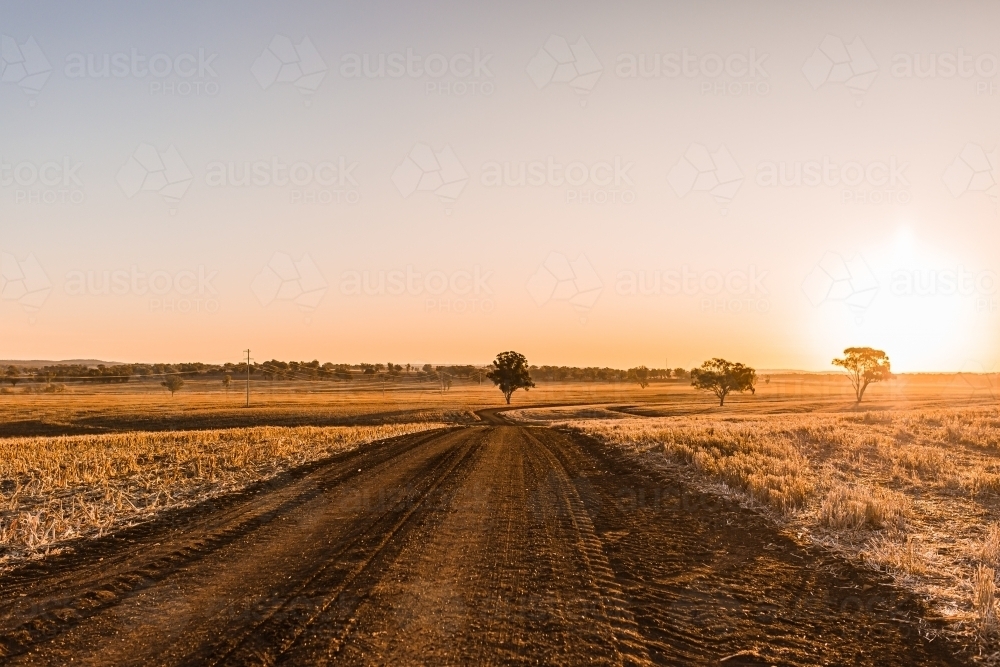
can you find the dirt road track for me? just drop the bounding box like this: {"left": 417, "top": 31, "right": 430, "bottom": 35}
{"left": 0, "top": 425, "right": 962, "bottom": 665}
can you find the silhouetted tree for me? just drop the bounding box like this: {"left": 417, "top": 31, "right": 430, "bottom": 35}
{"left": 690, "top": 358, "right": 756, "bottom": 406}
{"left": 486, "top": 351, "right": 535, "bottom": 404}
{"left": 4, "top": 366, "right": 20, "bottom": 388}
{"left": 832, "top": 347, "right": 891, "bottom": 403}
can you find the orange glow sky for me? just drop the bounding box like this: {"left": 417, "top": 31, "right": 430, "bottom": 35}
{"left": 1, "top": 1, "right": 997, "bottom": 372}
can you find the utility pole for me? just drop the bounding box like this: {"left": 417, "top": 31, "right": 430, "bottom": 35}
{"left": 244, "top": 349, "right": 251, "bottom": 407}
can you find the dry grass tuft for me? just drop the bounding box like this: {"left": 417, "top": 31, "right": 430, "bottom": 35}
{"left": 973, "top": 565, "right": 998, "bottom": 637}
{"left": 865, "top": 534, "right": 929, "bottom": 576}
{"left": 818, "top": 484, "right": 908, "bottom": 531}
{"left": 981, "top": 524, "right": 1000, "bottom": 567}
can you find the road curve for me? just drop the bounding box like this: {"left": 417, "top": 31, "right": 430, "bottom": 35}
{"left": 0, "top": 425, "right": 961, "bottom": 666}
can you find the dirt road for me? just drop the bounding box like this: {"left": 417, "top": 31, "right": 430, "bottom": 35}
{"left": 0, "top": 425, "right": 962, "bottom": 665}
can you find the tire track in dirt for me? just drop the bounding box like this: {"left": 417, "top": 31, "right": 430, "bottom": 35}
{"left": 201, "top": 428, "right": 485, "bottom": 665}
{"left": 320, "top": 425, "right": 648, "bottom": 665}
{"left": 520, "top": 427, "right": 652, "bottom": 664}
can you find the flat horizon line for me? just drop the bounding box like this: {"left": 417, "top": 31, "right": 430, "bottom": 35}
{"left": 0, "top": 360, "right": 995, "bottom": 376}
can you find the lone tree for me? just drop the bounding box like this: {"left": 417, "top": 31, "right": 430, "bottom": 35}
{"left": 162, "top": 375, "right": 185, "bottom": 397}
{"left": 4, "top": 366, "right": 21, "bottom": 388}
{"left": 832, "top": 347, "right": 891, "bottom": 403}
{"left": 486, "top": 351, "right": 535, "bottom": 404}
{"left": 690, "top": 358, "right": 757, "bottom": 406}
{"left": 628, "top": 365, "right": 650, "bottom": 389}
{"left": 222, "top": 373, "right": 232, "bottom": 395}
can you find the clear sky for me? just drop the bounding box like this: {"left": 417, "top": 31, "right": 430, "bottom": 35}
{"left": 0, "top": 0, "right": 998, "bottom": 372}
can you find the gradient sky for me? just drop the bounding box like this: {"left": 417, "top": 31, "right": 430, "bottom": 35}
{"left": 0, "top": 0, "right": 998, "bottom": 372}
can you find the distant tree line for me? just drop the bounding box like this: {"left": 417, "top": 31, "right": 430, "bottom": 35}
{"left": 528, "top": 366, "right": 689, "bottom": 383}
{"left": 3, "top": 360, "right": 696, "bottom": 387}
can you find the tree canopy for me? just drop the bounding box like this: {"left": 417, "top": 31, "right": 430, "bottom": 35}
{"left": 161, "top": 376, "right": 185, "bottom": 397}
{"left": 832, "top": 347, "right": 891, "bottom": 403}
{"left": 690, "top": 358, "right": 756, "bottom": 406}
{"left": 486, "top": 351, "right": 535, "bottom": 404}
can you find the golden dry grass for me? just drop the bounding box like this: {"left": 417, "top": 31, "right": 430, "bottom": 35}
{"left": 548, "top": 407, "right": 1000, "bottom": 645}
{"left": 0, "top": 423, "right": 445, "bottom": 568}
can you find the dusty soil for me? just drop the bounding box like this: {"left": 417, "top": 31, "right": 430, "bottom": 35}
{"left": 0, "top": 424, "right": 965, "bottom": 665}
